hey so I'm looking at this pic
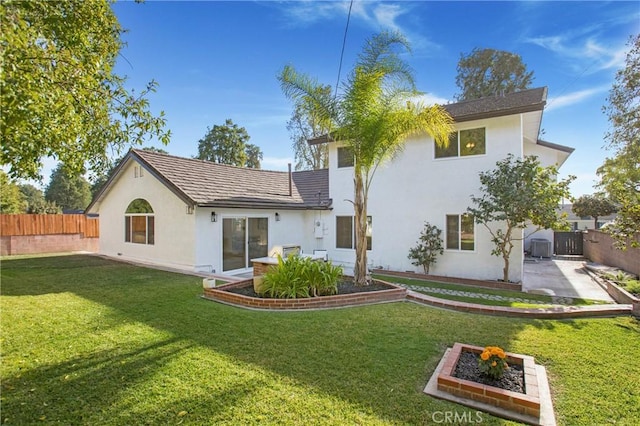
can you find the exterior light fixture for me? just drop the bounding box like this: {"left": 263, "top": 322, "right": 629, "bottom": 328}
{"left": 275, "top": 212, "right": 280, "bottom": 222}
{"left": 186, "top": 205, "right": 194, "bottom": 214}
{"left": 211, "top": 211, "right": 217, "bottom": 222}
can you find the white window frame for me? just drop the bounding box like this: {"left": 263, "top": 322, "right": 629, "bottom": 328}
{"left": 335, "top": 215, "right": 372, "bottom": 251}
{"left": 445, "top": 213, "right": 475, "bottom": 252}
{"left": 435, "top": 127, "right": 486, "bottom": 159}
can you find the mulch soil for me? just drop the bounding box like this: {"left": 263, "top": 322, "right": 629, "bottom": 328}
{"left": 452, "top": 350, "right": 525, "bottom": 394}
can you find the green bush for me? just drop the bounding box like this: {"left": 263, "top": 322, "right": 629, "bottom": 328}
{"left": 263, "top": 255, "right": 343, "bottom": 299}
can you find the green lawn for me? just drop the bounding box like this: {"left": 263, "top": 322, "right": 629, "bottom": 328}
{"left": 2, "top": 255, "right": 639, "bottom": 425}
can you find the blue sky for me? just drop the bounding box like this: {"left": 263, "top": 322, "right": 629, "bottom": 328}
{"left": 45, "top": 1, "right": 640, "bottom": 197}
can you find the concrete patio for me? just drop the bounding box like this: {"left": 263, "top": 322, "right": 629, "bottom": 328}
{"left": 523, "top": 258, "right": 614, "bottom": 302}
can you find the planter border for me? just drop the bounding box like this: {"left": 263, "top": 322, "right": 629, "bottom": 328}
{"left": 584, "top": 267, "right": 640, "bottom": 317}
{"left": 371, "top": 269, "right": 522, "bottom": 291}
{"left": 424, "top": 343, "right": 556, "bottom": 426}
{"left": 202, "top": 278, "right": 407, "bottom": 311}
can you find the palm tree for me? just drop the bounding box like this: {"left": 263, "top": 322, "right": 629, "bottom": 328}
{"left": 279, "top": 31, "right": 453, "bottom": 285}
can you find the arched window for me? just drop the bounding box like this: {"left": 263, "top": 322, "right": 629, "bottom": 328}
{"left": 125, "top": 199, "right": 154, "bottom": 245}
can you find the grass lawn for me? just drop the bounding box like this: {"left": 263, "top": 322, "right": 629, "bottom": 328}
{"left": 2, "top": 255, "right": 639, "bottom": 425}
{"left": 374, "top": 274, "right": 607, "bottom": 308}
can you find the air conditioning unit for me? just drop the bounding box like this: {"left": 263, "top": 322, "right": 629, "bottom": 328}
{"left": 530, "top": 239, "right": 552, "bottom": 258}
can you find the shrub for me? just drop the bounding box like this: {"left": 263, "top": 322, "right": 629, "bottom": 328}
{"left": 263, "top": 255, "right": 343, "bottom": 299}
{"left": 408, "top": 222, "right": 444, "bottom": 274}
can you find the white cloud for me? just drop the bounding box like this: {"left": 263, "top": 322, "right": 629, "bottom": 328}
{"left": 545, "top": 86, "right": 608, "bottom": 111}
{"left": 412, "top": 93, "right": 451, "bottom": 106}
{"left": 262, "top": 156, "right": 294, "bottom": 171}
{"left": 527, "top": 35, "right": 628, "bottom": 73}
{"left": 280, "top": 1, "right": 439, "bottom": 51}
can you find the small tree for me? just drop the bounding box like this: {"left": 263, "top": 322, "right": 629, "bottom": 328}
{"left": 45, "top": 164, "right": 92, "bottom": 211}
{"left": 572, "top": 194, "right": 617, "bottom": 229}
{"left": 468, "top": 154, "right": 574, "bottom": 282}
{"left": 408, "top": 222, "right": 444, "bottom": 274}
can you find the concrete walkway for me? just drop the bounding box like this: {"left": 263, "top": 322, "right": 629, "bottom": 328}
{"left": 523, "top": 258, "right": 614, "bottom": 302}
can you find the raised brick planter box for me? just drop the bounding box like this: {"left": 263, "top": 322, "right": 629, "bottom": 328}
{"left": 202, "top": 278, "right": 406, "bottom": 310}
{"left": 425, "top": 343, "right": 554, "bottom": 425}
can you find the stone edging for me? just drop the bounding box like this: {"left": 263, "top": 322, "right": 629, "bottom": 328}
{"left": 201, "top": 278, "right": 633, "bottom": 318}
{"left": 406, "top": 290, "right": 632, "bottom": 319}
{"left": 371, "top": 269, "right": 522, "bottom": 291}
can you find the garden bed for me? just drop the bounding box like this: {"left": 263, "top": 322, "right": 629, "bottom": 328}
{"left": 202, "top": 278, "right": 406, "bottom": 310}
{"left": 424, "top": 343, "right": 555, "bottom": 425}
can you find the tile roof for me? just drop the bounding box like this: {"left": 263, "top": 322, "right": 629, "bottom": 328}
{"left": 308, "top": 87, "right": 548, "bottom": 145}
{"left": 442, "top": 87, "right": 547, "bottom": 122}
{"left": 132, "top": 149, "right": 331, "bottom": 210}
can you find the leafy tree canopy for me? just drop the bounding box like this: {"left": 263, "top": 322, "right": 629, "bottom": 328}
{"left": 196, "top": 119, "right": 262, "bottom": 168}
{"left": 0, "top": 0, "right": 170, "bottom": 181}
{"left": 598, "top": 34, "right": 640, "bottom": 247}
{"left": 455, "top": 48, "right": 534, "bottom": 101}
{"left": 468, "top": 154, "right": 574, "bottom": 282}
{"left": 286, "top": 84, "right": 332, "bottom": 171}
{"left": 572, "top": 194, "right": 617, "bottom": 229}
{"left": 0, "top": 171, "right": 25, "bottom": 213}
{"left": 45, "top": 164, "right": 92, "bottom": 211}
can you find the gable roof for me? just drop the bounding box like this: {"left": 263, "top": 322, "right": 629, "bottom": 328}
{"left": 88, "top": 149, "right": 331, "bottom": 212}
{"left": 308, "top": 87, "right": 548, "bottom": 145}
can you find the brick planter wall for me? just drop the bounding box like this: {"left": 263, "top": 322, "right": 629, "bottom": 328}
{"left": 584, "top": 230, "right": 640, "bottom": 277}
{"left": 203, "top": 279, "right": 407, "bottom": 310}
{"left": 371, "top": 269, "right": 522, "bottom": 291}
{"left": 1, "top": 234, "right": 99, "bottom": 256}
{"left": 437, "top": 343, "right": 541, "bottom": 420}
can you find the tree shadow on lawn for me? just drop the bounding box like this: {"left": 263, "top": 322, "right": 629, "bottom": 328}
{"left": 3, "top": 255, "right": 635, "bottom": 424}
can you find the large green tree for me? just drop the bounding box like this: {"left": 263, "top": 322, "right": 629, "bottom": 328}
{"left": 455, "top": 48, "right": 534, "bottom": 101}
{"left": 468, "top": 154, "right": 574, "bottom": 283}
{"left": 598, "top": 34, "right": 640, "bottom": 248}
{"left": 572, "top": 194, "right": 617, "bottom": 229}
{"left": 279, "top": 31, "right": 453, "bottom": 285}
{"left": 286, "top": 85, "right": 332, "bottom": 171}
{"left": 45, "top": 164, "right": 92, "bottom": 211}
{"left": 196, "top": 119, "right": 262, "bottom": 169}
{"left": 0, "top": 0, "right": 170, "bottom": 181}
{"left": 0, "top": 171, "right": 25, "bottom": 213}
{"left": 17, "top": 183, "right": 60, "bottom": 213}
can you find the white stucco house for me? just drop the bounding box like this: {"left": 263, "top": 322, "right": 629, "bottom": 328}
{"left": 87, "top": 87, "right": 573, "bottom": 282}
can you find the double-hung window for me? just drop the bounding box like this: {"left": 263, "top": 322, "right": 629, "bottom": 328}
{"left": 435, "top": 128, "right": 486, "bottom": 158}
{"left": 446, "top": 213, "right": 474, "bottom": 251}
{"left": 125, "top": 198, "right": 155, "bottom": 245}
{"left": 336, "top": 216, "right": 372, "bottom": 250}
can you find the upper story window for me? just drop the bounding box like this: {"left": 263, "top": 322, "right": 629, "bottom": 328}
{"left": 435, "top": 128, "right": 486, "bottom": 159}
{"left": 125, "top": 198, "right": 154, "bottom": 245}
{"left": 337, "top": 146, "right": 355, "bottom": 168}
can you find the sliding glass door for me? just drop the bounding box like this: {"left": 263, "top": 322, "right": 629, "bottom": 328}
{"left": 222, "top": 217, "right": 268, "bottom": 272}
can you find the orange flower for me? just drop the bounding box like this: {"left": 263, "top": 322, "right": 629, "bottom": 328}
{"left": 480, "top": 351, "right": 490, "bottom": 361}
{"left": 491, "top": 361, "right": 497, "bottom": 367}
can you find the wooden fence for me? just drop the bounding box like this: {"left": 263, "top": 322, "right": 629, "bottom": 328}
{"left": 0, "top": 214, "right": 99, "bottom": 238}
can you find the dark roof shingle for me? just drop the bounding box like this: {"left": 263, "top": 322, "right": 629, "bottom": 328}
{"left": 115, "top": 150, "right": 331, "bottom": 210}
